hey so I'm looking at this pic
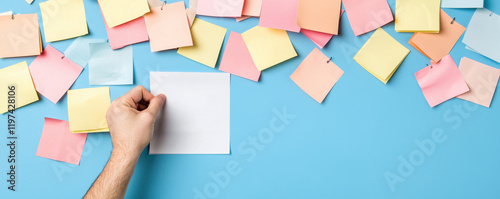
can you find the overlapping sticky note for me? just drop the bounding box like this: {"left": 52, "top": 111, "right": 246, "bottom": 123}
{"left": 144, "top": 2, "right": 193, "bottom": 52}
{"left": 89, "top": 42, "right": 133, "bottom": 85}
{"left": 463, "top": 9, "right": 500, "bottom": 63}
{"left": 415, "top": 55, "right": 469, "bottom": 107}
{"left": 442, "top": 0, "right": 483, "bottom": 8}
{"left": 103, "top": 13, "right": 148, "bottom": 50}
{"left": 0, "top": 61, "right": 39, "bottom": 114}
{"left": 301, "top": 10, "right": 344, "bottom": 49}
{"left": 0, "top": 13, "right": 41, "bottom": 58}
{"left": 354, "top": 28, "right": 410, "bottom": 84}
{"left": 68, "top": 87, "right": 110, "bottom": 133}
{"left": 197, "top": 0, "right": 244, "bottom": 17}
{"left": 150, "top": 72, "right": 230, "bottom": 154}
{"left": 457, "top": 57, "right": 500, "bottom": 108}
{"left": 219, "top": 32, "right": 260, "bottom": 82}
{"left": 395, "top": 0, "right": 440, "bottom": 32}
{"left": 98, "top": 0, "right": 150, "bottom": 28}
{"left": 177, "top": 19, "right": 227, "bottom": 68}
{"left": 242, "top": 26, "right": 297, "bottom": 71}
{"left": 343, "top": 0, "right": 393, "bottom": 36}
{"left": 36, "top": 118, "right": 87, "bottom": 165}
{"left": 297, "top": 0, "right": 341, "bottom": 35}
{"left": 40, "top": 0, "right": 88, "bottom": 42}
{"left": 64, "top": 37, "right": 107, "bottom": 67}
{"left": 236, "top": 16, "right": 251, "bottom": 22}
{"left": 409, "top": 10, "right": 466, "bottom": 62}
{"left": 291, "top": 48, "right": 344, "bottom": 103}
{"left": 29, "top": 45, "right": 82, "bottom": 104}
{"left": 242, "top": 0, "right": 262, "bottom": 17}
{"left": 259, "top": 0, "right": 300, "bottom": 32}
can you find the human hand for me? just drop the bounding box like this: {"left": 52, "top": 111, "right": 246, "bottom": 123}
{"left": 106, "top": 86, "right": 166, "bottom": 157}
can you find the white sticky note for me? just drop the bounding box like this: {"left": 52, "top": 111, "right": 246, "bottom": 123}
{"left": 463, "top": 9, "right": 500, "bottom": 63}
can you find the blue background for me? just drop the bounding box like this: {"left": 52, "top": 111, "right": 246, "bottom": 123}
{"left": 1, "top": 0, "right": 500, "bottom": 198}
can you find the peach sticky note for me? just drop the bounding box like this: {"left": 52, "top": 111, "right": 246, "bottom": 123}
{"left": 40, "top": 0, "right": 89, "bottom": 42}
{"left": 29, "top": 45, "right": 82, "bottom": 104}
{"left": 259, "top": 0, "right": 300, "bottom": 32}
{"left": 242, "top": 26, "right": 297, "bottom": 71}
{"left": 98, "top": 0, "right": 150, "bottom": 28}
{"left": 395, "top": 0, "right": 441, "bottom": 33}
{"left": 236, "top": 16, "right": 251, "bottom": 22}
{"left": 354, "top": 28, "right": 410, "bottom": 84}
{"left": 297, "top": 0, "right": 341, "bottom": 35}
{"left": 291, "top": 48, "right": 344, "bottom": 103}
{"left": 177, "top": 19, "right": 227, "bottom": 68}
{"left": 301, "top": 10, "right": 344, "bottom": 49}
{"left": 343, "top": 0, "right": 393, "bottom": 36}
{"left": 36, "top": 118, "right": 87, "bottom": 165}
{"left": 103, "top": 11, "right": 149, "bottom": 50}
{"left": 0, "top": 61, "right": 39, "bottom": 114}
{"left": 197, "top": 0, "right": 244, "bottom": 17}
{"left": 68, "top": 87, "right": 110, "bottom": 133}
{"left": 242, "top": 0, "right": 262, "bottom": 17}
{"left": 145, "top": 2, "right": 193, "bottom": 52}
{"left": 415, "top": 55, "right": 470, "bottom": 107}
{"left": 0, "top": 14, "right": 41, "bottom": 58}
{"left": 409, "top": 10, "right": 466, "bottom": 62}
{"left": 219, "top": 32, "right": 260, "bottom": 82}
{"left": 457, "top": 57, "right": 500, "bottom": 108}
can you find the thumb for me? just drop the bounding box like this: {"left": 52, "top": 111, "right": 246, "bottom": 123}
{"left": 144, "top": 94, "right": 166, "bottom": 117}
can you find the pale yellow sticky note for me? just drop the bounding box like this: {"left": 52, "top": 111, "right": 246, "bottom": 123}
{"left": 395, "top": 0, "right": 441, "bottom": 32}
{"left": 0, "top": 61, "right": 39, "bottom": 114}
{"left": 98, "top": 0, "right": 150, "bottom": 28}
{"left": 354, "top": 28, "right": 410, "bottom": 84}
{"left": 40, "top": 0, "right": 89, "bottom": 42}
{"left": 177, "top": 19, "right": 227, "bottom": 68}
{"left": 68, "top": 87, "right": 110, "bottom": 133}
{"left": 242, "top": 26, "right": 297, "bottom": 71}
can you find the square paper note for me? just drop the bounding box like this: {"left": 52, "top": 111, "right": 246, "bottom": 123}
{"left": 103, "top": 15, "right": 149, "bottom": 50}
{"left": 457, "top": 57, "right": 500, "bottom": 108}
{"left": 395, "top": 0, "right": 441, "bottom": 32}
{"left": 442, "top": 0, "right": 483, "bottom": 8}
{"left": 150, "top": 72, "right": 230, "bottom": 154}
{"left": 197, "top": 0, "right": 244, "bottom": 17}
{"left": 40, "top": 0, "right": 89, "bottom": 42}
{"left": 89, "top": 42, "right": 133, "bottom": 85}
{"left": 64, "top": 37, "right": 107, "bottom": 67}
{"left": 219, "top": 32, "right": 261, "bottom": 82}
{"left": 463, "top": 9, "right": 500, "bottom": 63}
{"left": 343, "top": 0, "right": 393, "bottom": 36}
{"left": 0, "top": 61, "right": 39, "bottom": 114}
{"left": 98, "top": 0, "right": 150, "bottom": 28}
{"left": 297, "top": 0, "right": 341, "bottom": 35}
{"left": 259, "top": 0, "right": 300, "bottom": 32}
{"left": 0, "top": 14, "right": 41, "bottom": 58}
{"left": 68, "top": 87, "right": 110, "bottom": 133}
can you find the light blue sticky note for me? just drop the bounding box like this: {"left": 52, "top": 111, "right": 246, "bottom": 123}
{"left": 462, "top": 8, "right": 500, "bottom": 63}
{"left": 64, "top": 37, "right": 106, "bottom": 67}
{"left": 88, "top": 42, "right": 133, "bottom": 85}
{"left": 441, "top": 0, "right": 483, "bottom": 8}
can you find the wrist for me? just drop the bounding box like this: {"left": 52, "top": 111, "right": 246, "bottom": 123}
{"left": 111, "top": 144, "right": 143, "bottom": 161}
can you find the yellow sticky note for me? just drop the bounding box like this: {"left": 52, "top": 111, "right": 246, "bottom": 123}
{"left": 395, "top": 0, "right": 441, "bottom": 32}
{"left": 40, "top": 0, "right": 89, "bottom": 42}
{"left": 177, "top": 19, "right": 227, "bottom": 68}
{"left": 98, "top": 0, "right": 150, "bottom": 28}
{"left": 354, "top": 28, "right": 410, "bottom": 84}
{"left": 0, "top": 61, "right": 39, "bottom": 114}
{"left": 68, "top": 87, "right": 110, "bottom": 133}
{"left": 242, "top": 26, "right": 297, "bottom": 71}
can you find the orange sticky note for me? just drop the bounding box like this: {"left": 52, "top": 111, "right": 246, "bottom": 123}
{"left": 144, "top": 2, "right": 193, "bottom": 52}
{"left": 236, "top": 16, "right": 251, "bottom": 22}
{"left": 291, "top": 48, "right": 344, "bottom": 103}
{"left": 409, "top": 10, "right": 466, "bottom": 62}
{"left": 242, "top": 0, "right": 263, "bottom": 17}
{"left": 0, "top": 14, "right": 41, "bottom": 58}
{"left": 259, "top": 0, "right": 300, "bottom": 32}
{"left": 219, "top": 32, "right": 260, "bottom": 82}
{"left": 297, "top": 0, "right": 341, "bottom": 35}
{"left": 457, "top": 57, "right": 500, "bottom": 108}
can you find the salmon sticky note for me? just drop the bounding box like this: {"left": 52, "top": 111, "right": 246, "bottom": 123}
{"left": 98, "top": 0, "right": 150, "bottom": 28}
{"left": 145, "top": 2, "right": 193, "bottom": 52}
{"left": 68, "top": 87, "right": 110, "bottom": 133}
{"left": 409, "top": 10, "right": 465, "bottom": 62}
{"left": 219, "top": 32, "right": 260, "bottom": 82}
{"left": 0, "top": 61, "right": 39, "bottom": 114}
{"left": 29, "top": 45, "right": 82, "bottom": 104}
{"left": 343, "top": 0, "right": 393, "bottom": 36}
{"left": 395, "top": 0, "right": 441, "bottom": 33}
{"left": 415, "top": 55, "right": 469, "bottom": 107}
{"left": 36, "top": 118, "right": 87, "bottom": 165}
{"left": 177, "top": 19, "right": 227, "bottom": 68}
{"left": 457, "top": 57, "right": 500, "bottom": 108}
{"left": 197, "top": 0, "right": 244, "bottom": 17}
{"left": 64, "top": 37, "right": 107, "bottom": 68}
{"left": 354, "top": 28, "right": 409, "bottom": 84}
{"left": 103, "top": 14, "right": 149, "bottom": 50}
{"left": 297, "top": 0, "right": 341, "bottom": 35}
{"left": 89, "top": 42, "right": 133, "bottom": 85}
{"left": 242, "top": 26, "right": 297, "bottom": 71}
{"left": 242, "top": 0, "right": 262, "bottom": 17}
{"left": 301, "top": 10, "right": 344, "bottom": 49}
{"left": 40, "top": 0, "right": 89, "bottom": 42}
{"left": 259, "top": 0, "right": 300, "bottom": 32}
{"left": 291, "top": 48, "right": 344, "bottom": 103}
{"left": 462, "top": 9, "right": 500, "bottom": 64}
{"left": 0, "top": 14, "right": 41, "bottom": 58}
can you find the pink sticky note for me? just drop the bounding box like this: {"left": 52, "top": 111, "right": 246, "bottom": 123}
{"left": 457, "top": 57, "right": 500, "bottom": 108}
{"left": 301, "top": 10, "right": 344, "bottom": 49}
{"left": 415, "top": 55, "right": 470, "bottom": 107}
{"left": 219, "top": 31, "right": 261, "bottom": 81}
{"left": 343, "top": 0, "right": 393, "bottom": 36}
{"left": 197, "top": 0, "right": 244, "bottom": 17}
{"left": 242, "top": 0, "right": 263, "bottom": 17}
{"left": 100, "top": 8, "right": 149, "bottom": 50}
{"left": 29, "top": 45, "right": 83, "bottom": 104}
{"left": 259, "top": 0, "right": 300, "bottom": 32}
{"left": 36, "top": 118, "right": 87, "bottom": 165}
